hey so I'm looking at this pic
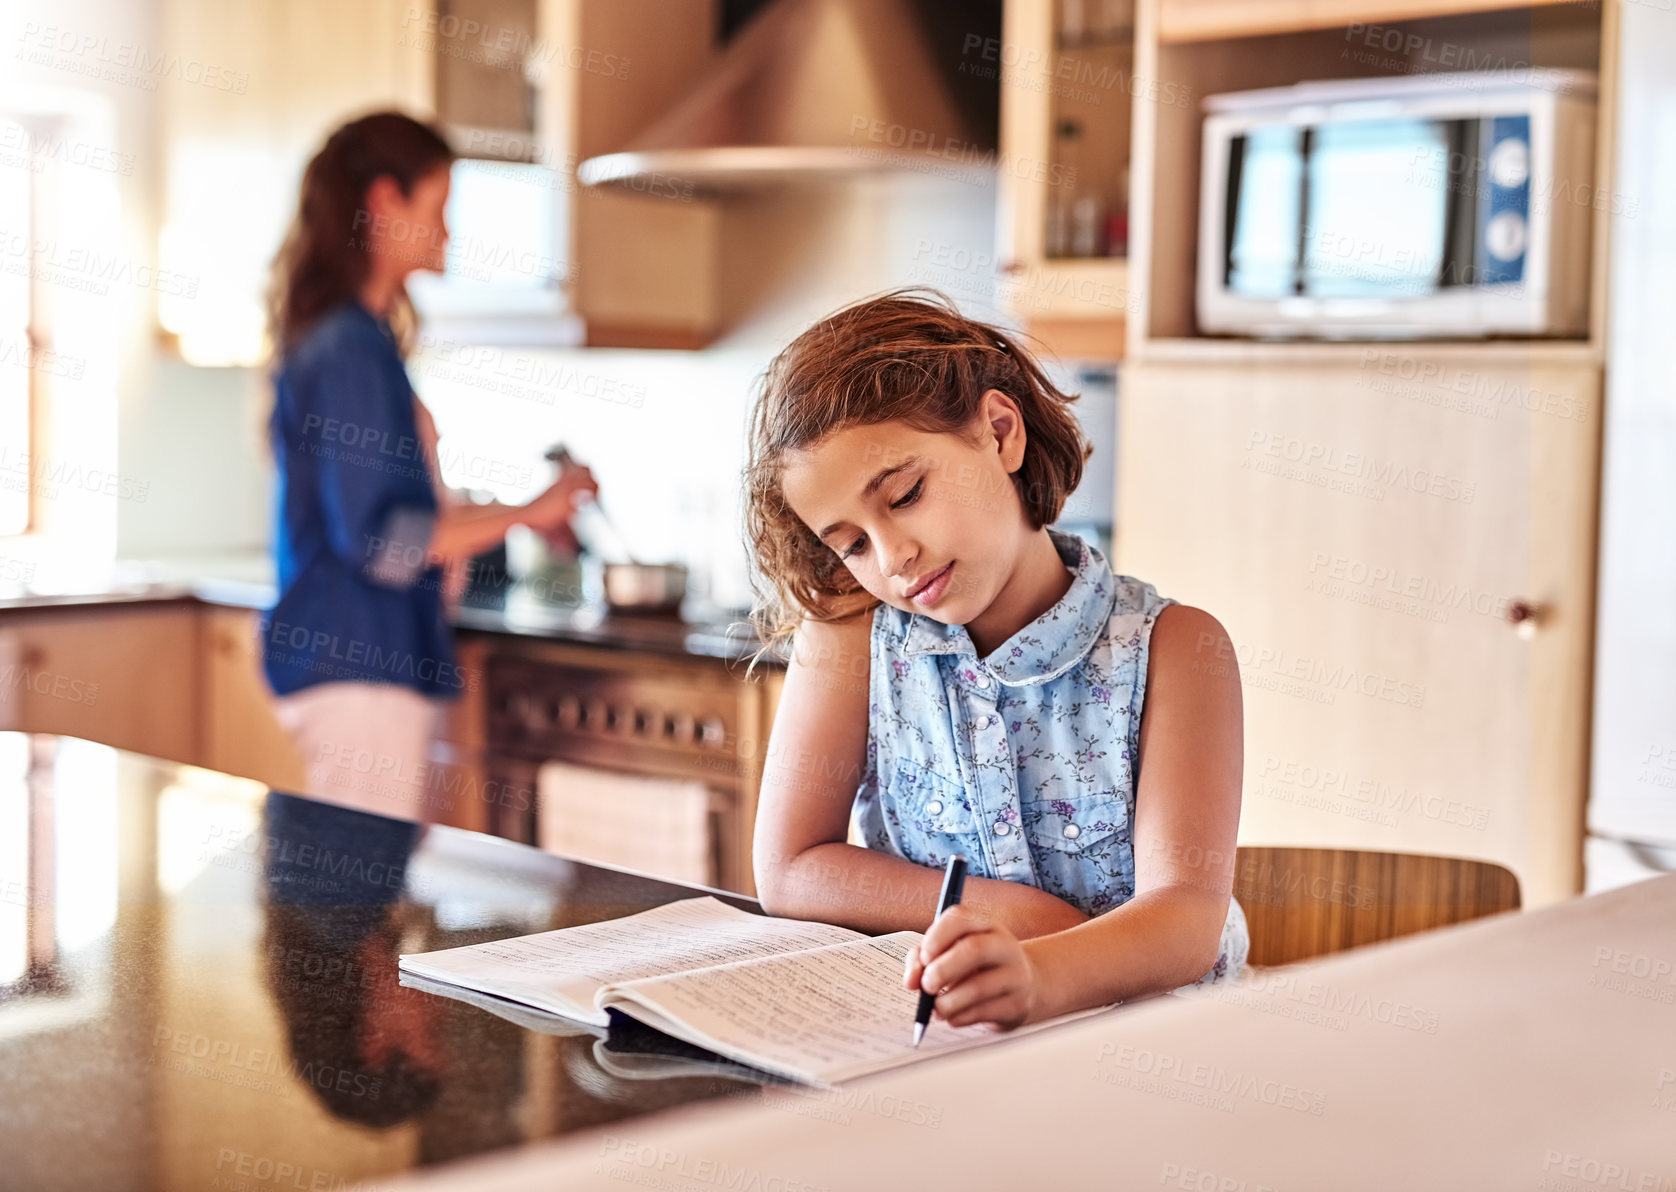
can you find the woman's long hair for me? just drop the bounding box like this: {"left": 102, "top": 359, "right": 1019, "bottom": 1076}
{"left": 266, "top": 110, "right": 454, "bottom": 363}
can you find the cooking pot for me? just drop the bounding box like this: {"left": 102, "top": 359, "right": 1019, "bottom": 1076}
{"left": 546, "top": 444, "right": 687, "bottom": 615}
{"left": 601, "top": 561, "right": 688, "bottom": 615}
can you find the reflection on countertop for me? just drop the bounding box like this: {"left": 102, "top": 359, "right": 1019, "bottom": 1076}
{"left": 0, "top": 733, "right": 791, "bottom": 1190}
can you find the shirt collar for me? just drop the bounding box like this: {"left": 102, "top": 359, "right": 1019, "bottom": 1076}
{"left": 899, "top": 528, "right": 1116, "bottom": 686}
{"left": 342, "top": 298, "right": 398, "bottom": 346}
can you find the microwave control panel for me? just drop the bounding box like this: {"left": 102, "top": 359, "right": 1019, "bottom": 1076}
{"left": 1481, "top": 115, "right": 1531, "bottom": 286}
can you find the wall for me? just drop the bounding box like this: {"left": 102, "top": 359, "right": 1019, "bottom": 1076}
{"left": 3, "top": 0, "right": 1083, "bottom": 608}
{"left": 411, "top": 170, "right": 1005, "bottom": 612}
{"left": 1, "top": 0, "right": 160, "bottom": 573}
{"left": 1586, "top": 0, "right": 1676, "bottom": 882}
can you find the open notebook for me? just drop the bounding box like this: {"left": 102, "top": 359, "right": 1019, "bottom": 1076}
{"left": 398, "top": 896, "right": 1112, "bottom": 1087}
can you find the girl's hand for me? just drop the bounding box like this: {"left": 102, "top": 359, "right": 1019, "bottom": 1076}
{"left": 903, "top": 905, "right": 1048, "bottom": 1031}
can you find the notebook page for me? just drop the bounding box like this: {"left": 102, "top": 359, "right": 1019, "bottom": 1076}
{"left": 399, "top": 896, "right": 865, "bottom": 1027}
{"left": 397, "top": 970, "right": 602, "bottom": 1037}
{"left": 599, "top": 931, "right": 1113, "bottom": 1085}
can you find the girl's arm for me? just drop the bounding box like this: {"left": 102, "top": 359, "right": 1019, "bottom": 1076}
{"left": 1025, "top": 601, "right": 1243, "bottom": 1006}
{"left": 752, "top": 611, "right": 1090, "bottom": 939}
{"left": 910, "top": 603, "right": 1243, "bottom": 1027}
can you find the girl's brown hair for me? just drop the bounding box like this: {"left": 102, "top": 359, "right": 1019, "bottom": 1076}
{"left": 742, "top": 288, "right": 1092, "bottom": 675}
{"left": 266, "top": 110, "right": 454, "bottom": 362}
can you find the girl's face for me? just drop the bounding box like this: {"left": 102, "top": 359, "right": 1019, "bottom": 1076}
{"left": 361, "top": 164, "right": 452, "bottom": 278}
{"left": 780, "top": 390, "right": 1034, "bottom": 625}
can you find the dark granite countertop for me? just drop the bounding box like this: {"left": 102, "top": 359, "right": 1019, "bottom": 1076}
{"left": 450, "top": 592, "right": 780, "bottom": 667}
{"left": 0, "top": 734, "right": 800, "bottom": 1190}
{"left": 0, "top": 573, "right": 785, "bottom": 667}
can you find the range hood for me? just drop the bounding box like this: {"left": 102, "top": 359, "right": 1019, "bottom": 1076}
{"left": 577, "top": 0, "right": 990, "bottom": 192}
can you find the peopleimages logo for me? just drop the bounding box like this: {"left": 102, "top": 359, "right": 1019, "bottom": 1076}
{"left": 398, "top": 7, "right": 631, "bottom": 80}
{"left": 152, "top": 1027, "right": 384, "bottom": 1102}
{"left": 262, "top": 619, "right": 477, "bottom": 693}
{"left": 1091, "top": 1042, "right": 1327, "bottom": 1116}
{"left": 203, "top": 823, "right": 408, "bottom": 891}
{"left": 846, "top": 117, "right": 1075, "bottom": 188}
{"left": 15, "top": 21, "right": 250, "bottom": 92}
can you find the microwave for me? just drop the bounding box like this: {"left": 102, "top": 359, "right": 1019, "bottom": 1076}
{"left": 1196, "top": 71, "right": 1598, "bottom": 339}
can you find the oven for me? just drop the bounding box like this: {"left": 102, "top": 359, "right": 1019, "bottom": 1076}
{"left": 484, "top": 640, "right": 753, "bottom": 892}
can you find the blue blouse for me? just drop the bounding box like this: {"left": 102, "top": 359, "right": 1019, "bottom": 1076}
{"left": 262, "top": 301, "right": 463, "bottom": 700}
{"left": 851, "top": 527, "right": 1249, "bottom": 985}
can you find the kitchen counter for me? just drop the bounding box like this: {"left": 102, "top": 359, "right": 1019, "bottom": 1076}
{"left": 0, "top": 733, "right": 795, "bottom": 1190}
{"left": 9, "top": 733, "right": 1670, "bottom": 1189}
{"left": 382, "top": 879, "right": 1676, "bottom": 1189}
{"left": 452, "top": 592, "right": 778, "bottom": 668}
{"left": 0, "top": 567, "right": 784, "bottom": 667}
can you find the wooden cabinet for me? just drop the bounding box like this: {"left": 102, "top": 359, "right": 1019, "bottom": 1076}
{"left": 549, "top": 0, "right": 724, "bottom": 348}
{"left": 1118, "top": 346, "right": 1600, "bottom": 906}
{"left": 0, "top": 605, "right": 201, "bottom": 765}
{"left": 1127, "top": 0, "right": 1610, "bottom": 344}
{"left": 996, "top": 0, "right": 1138, "bottom": 360}
{"left": 1106, "top": 0, "right": 1618, "bottom": 905}
{"left": 0, "top": 602, "right": 309, "bottom": 792}
{"left": 1157, "top": 0, "right": 1581, "bottom": 43}
{"left": 199, "top": 609, "right": 496, "bottom": 835}
{"left": 155, "top": 0, "right": 724, "bottom": 360}
{"left": 0, "top": 600, "right": 783, "bottom": 873}
{"left": 427, "top": 632, "right": 494, "bottom": 834}
{"left": 198, "top": 605, "right": 308, "bottom": 791}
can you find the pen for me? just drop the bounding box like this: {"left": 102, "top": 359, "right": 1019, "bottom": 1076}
{"left": 912, "top": 853, "right": 967, "bottom": 1048}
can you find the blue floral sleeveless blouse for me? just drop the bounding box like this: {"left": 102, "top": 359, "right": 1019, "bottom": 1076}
{"left": 850, "top": 528, "right": 1249, "bottom": 986}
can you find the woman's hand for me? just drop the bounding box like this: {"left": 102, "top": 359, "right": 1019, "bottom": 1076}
{"left": 440, "top": 553, "right": 470, "bottom": 611}
{"left": 903, "top": 905, "right": 1050, "bottom": 1031}
{"left": 525, "top": 464, "right": 598, "bottom": 530}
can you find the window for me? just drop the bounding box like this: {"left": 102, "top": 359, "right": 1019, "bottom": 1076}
{"left": 0, "top": 117, "right": 39, "bottom": 536}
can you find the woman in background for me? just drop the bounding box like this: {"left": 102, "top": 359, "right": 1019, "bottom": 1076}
{"left": 263, "top": 110, "right": 596, "bottom": 820}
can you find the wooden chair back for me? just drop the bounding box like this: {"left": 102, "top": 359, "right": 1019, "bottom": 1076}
{"left": 1232, "top": 846, "right": 1522, "bottom": 968}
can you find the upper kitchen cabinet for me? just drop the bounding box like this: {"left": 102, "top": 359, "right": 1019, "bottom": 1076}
{"left": 534, "top": 0, "right": 724, "bottom": 347}
{"left": 1113, "top": 0, "right": 1625, "bottom": 905}
{"left": 154, "top": 0, "right": 723, "bottom": 360}
{"left": 412, "top": 0, "right": 725, "bottom": 346}
{"left": 1128, "top": 0, "right": 1614, "bottom": 356}
{"left": 1157, "top": 0, "right": 1583, "bottom": 42}
{"left": 570, "top": 0, "right": 1004, "bottom": 337}
{"left": 995, "top": 0, "right": 1139, "bottom": 361}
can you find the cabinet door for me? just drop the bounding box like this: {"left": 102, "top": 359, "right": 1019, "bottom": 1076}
{"left": 1118, "top": 351, "right": 1600, "bottom": 906}
{"left": 0, "top": 606, "right": 200, "bottom": 763}
{"left": 199, "top": 607, "right": 308, "bottom": 790}
{"left": 203, "top": 612, "right": 492, "bottom": 824}
{"left": 428, "top": 633, "right": 492, "bottom": 835}
{"left": 995, "top": 0, "right": 1135, "bottom": 357}
{"left": 1157, "top": 0, "right": 1551, "bottom": 42}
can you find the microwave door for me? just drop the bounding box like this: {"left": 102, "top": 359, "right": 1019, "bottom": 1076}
{"left": 1225, "top": 125, "right": 1305, "bottom": 300}
{"left": 1301, "top": 117, "right": 1477, "bottom": 307}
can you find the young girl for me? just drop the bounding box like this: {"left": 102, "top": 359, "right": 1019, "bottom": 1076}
{"left": 744, "top": 290, "right": 1248, "bottom": 1033}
